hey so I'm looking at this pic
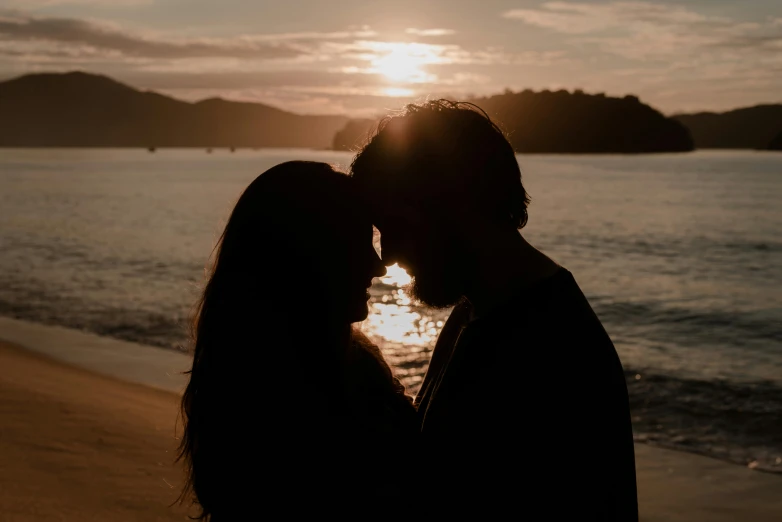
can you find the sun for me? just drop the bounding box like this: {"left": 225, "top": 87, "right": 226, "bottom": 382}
{"left": 374, "top": 48, "right": 425, "bottom": 82}
{"left": 370, "top": 43, "right": 437, "bottom": 83}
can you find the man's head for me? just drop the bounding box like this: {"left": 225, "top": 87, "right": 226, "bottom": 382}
{"left": 351, "top": 100, "right": 530, "bottom": 308}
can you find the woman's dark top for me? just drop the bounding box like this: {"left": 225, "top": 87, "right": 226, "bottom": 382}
{"left": 341, "top": 339, "right": 419, "bottom": 498}
{"left": 209, "top": 337, "right": 417, "bottom": 519}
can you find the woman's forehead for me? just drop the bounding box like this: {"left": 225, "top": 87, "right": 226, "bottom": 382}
{"left": 325, "top": 207, "right": 373, "bottom": 235}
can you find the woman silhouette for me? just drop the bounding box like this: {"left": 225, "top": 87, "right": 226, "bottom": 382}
{"left": 177, "top": 161, "right": 417, "bottom": 519}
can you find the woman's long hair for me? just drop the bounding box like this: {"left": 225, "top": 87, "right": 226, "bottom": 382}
{"left": 176, "top": 162, "right": 404, "bottom": 519}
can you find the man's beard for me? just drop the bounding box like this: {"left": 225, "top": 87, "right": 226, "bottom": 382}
{"left": 405, "top": 248, "right": 469, "bottom": 309}
{"left": 407, "top": 277, "right": 464, "bottom": 309}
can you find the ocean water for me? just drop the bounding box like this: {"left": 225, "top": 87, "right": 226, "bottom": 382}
{"left": 0, "top": 148, "right": 780, "bottom": 472}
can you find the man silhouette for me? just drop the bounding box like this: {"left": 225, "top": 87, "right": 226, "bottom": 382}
{"left": 351, "top": 100, "right": 637, "bottom": 519}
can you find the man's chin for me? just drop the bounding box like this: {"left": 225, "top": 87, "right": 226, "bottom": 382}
{"left": 407, "top": 278, "right": 463, "bottom": 309}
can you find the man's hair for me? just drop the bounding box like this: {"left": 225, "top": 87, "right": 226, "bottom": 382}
{"left": 351, "top": 99, "right": 530, "bottom": 229}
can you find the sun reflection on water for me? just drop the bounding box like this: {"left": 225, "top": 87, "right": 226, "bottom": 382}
{"left": 380, "top": 262, "right": 411, "bottom": 287}
{"left": 364, "top": 264, "right": 424, "bottom": 345}
{"left": 360, "top": 263, "right": 448, "bottom": 393}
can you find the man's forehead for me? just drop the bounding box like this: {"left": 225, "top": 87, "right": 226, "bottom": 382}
{"left": 369, "top": 198, "right": 424, "bottom": 227}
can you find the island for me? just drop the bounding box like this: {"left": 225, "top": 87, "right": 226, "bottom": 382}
{"left": 333, "top": 89, "right": 694, "bottom": 153}
{"left": 673, "top": 105, "right": 782, "bottom": 150}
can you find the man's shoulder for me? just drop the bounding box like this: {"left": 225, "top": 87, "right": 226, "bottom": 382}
{"left": 489, "top": 268, "right": 599, "bottom": 329}
{"left": 478, "top": 269, "right": 619, "bottom": 366}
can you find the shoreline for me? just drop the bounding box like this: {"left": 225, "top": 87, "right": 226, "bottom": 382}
{"left": 0, "top": 316, "right": 190, "bottom": 394}
{"left": 1, "top": 316, "right": 781, "bottom": 520}
{"left": 1, "top": 315, "right": 779, "bottom": 475}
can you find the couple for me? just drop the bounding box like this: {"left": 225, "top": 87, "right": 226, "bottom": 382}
{"left": 177, "top": 101, "right": 638, "bottom": 520}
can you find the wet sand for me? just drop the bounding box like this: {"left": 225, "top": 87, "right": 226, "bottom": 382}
{"left": 0, "top": 318, "right": 781, "bottom": 520}
{"left": 636, "top": 443, "right": 782, "bottom": 521}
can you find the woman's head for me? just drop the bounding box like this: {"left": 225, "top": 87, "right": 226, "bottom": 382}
{"left": 178, "top": 161, "right": 386, "bottom": 518}
{"left": 207, "top": 160, "right": 385, "bottom": 325}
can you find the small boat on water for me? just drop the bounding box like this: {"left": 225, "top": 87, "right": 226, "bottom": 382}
{"left": 148, "top": 147, "right": 156, "bottom": 153}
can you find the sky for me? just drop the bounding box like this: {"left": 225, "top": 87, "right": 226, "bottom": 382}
{"left": 1, "top": 0, "right": 781, "bottom": 116}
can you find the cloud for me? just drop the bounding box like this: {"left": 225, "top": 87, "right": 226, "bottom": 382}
{"left": 0, "top": 8, "right": 578, "bottom": 115}
{"left": 499, "top": 2, "right": 782, "bottom": 113}
{"left": 405, "top": 28, "right": 455, "bottom": 37}
{"left": 0, "top": 13, "right": 306, "bottom": 60}
{"left": 502, "top": 2, "right": 782, "bottom": 61}
{"left": 503, "top": 2, "right": 713, "bottom": 34}
{"left": 118, "top": 70, "right": 396, "bottom": 91}
{"left": 3, "top": 0, "right": 152, "bottom": 7}
{"left": 332, "top": 40, "right": 566, "bottom": 70}
{"left": 0, "top": 12, "right": 526, "bottom": 81}
{"left": 248, "top": 27, "right": 378, "bottom": 42}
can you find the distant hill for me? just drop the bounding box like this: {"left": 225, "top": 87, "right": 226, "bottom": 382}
{"left": 0, "top": 72, "right": 348, "bottom": 148}
{"left": 473, "top": 90, "right": 692, "bottom": 153}
{"left": 673, "top": 105, "right": 782, "bottom": 149}
{"left": 333, "top": 89, "right": 693, "bottom": 154}
{"left": 332, "top": 118, "right": 376, "bottom": 151}
{"left": 769, "top": 130, "right": 782, "bottom": 151}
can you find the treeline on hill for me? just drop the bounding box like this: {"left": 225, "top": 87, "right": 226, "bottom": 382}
{"left": 3, "top": 71, "right": 777, "bottom": 152}
{"left": 332, "top": 89, "right": 694, "bottom": 153}
{"left": 0, "top": 72, "right": 347, "bottom": 149}
{"left": 673, "top": 105, "right": 782, "bottom": 150}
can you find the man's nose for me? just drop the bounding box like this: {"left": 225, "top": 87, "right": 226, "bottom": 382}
{"left": 379, "top": 241, "right": 401, "bottom": 267}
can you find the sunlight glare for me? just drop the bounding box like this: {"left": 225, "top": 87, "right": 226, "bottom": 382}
{"left": 380, "top": 263, "right": 412, "bottom": 287}
{"left": 375, "top": 48, "right": 422, "bottom": 82}
{"left": 369, "top": 42, "right": 440, "bottom": 83}
{"left": 365, "top": 303, "right": 432, "bottom": 347}
{"left": 382, "top": 87, "right": 415, "bottom": 97}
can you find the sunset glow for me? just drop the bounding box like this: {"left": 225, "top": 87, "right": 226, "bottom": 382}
{"left": 382, "top": 87, "right": 415, "bottom": 97}
{"left": 2, "top": 2, "right": 779, "bottom": 115}
{"left": 373, "top": 46, "right": 425, "bottom": 82}
{"left": 368, "top": 42, "right": 441, "bottom": 84}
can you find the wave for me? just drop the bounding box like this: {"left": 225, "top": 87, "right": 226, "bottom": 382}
{"left": 593, "top": 299, "right": 782, "bottom": 348}
{"left": 626, "top": 369, "right": 782, "bottom": 473}
{"left": 0, "top": 290, "right": 189, "bottom": 350}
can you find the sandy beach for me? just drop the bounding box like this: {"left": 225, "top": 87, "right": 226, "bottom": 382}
{"left": 0, "top": 340, "right": 190, "bottom": 521}
{"left": 0, "top": 318, "right": 780, "bottom": 521}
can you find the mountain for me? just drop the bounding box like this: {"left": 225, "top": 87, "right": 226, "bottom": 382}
{"left": 673, "top": 105, "right": 782, "bottom": 149}
{"left": 332, "top": 118, "right": 377, "bottom": 151}
{"left": 769, "top": 130, "right": 782, "bottom": 150}
{"left": 0, "top": 72, "right": 348, "bottom": 148}
{"left": 333, "top": 89, "right": 693, "bottom": 154}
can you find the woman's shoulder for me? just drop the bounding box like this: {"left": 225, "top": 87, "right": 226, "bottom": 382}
{"left": 348, "top": 331, "right": 418, "bottom": 424}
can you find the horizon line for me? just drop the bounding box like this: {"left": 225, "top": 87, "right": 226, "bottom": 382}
{"left": 1, "top": 69, "right": 781, "bottom": 119}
